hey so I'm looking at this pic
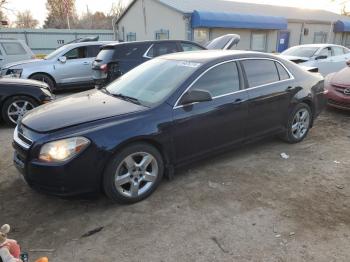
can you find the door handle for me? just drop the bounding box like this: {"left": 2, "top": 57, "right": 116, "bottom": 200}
{"left": 233, "top": 98, "right": 245, "bottom": 104}
{"left": 83, "top": 62, "right": 90, "bottom": 65}
{"left": 286, "top": 86, "right": 295, "bottom": 91}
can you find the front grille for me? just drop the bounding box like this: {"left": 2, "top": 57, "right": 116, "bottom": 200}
{"left": 13, "top": 126, "right": 33, "bottom": 150}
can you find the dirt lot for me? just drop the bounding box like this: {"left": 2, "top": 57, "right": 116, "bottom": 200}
{"left": 0, "top": 107, "right": 349, "bottom": 262}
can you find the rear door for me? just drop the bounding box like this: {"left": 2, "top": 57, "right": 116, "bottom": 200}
{"left": 315, "top": 46, "right": 334, "bottom": 76}
{"left": 241, "top": 58, "right": 295, "bottom": 139}
{"left": 330, "top": 46, "right": 350, "bottom": 72}
{"left": 172, "top": 61, "right": 249, "bottom": 163}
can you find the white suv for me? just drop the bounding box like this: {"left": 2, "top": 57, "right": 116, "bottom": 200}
{"left": 0, "top": 39, "right": 35, "bottom": 68}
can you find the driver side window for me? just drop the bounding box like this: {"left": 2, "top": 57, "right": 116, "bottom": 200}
{"left": 318, "top": 47, "right": 332, "bottom": 58}
{"left": 64, "top": 47, "right": 87, "bottom": 60}
{"left": 190, "top": 61, "right": 240, "bottom": 97}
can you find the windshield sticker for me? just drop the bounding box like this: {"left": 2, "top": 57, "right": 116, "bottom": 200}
{"left": 178, "top": 61, "right": 202, "bottom": 68}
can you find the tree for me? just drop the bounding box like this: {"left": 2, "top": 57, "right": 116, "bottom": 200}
{"left": 15, "top": 10, "right": 39, "bottom": 28}
{"left": 331, "top": 0, "right": 350, "bottom": 15}
{"left": 0, "top": 0, "right": 9, "bottom": 25}
{"left": 44, "top": 0, "right": 78, "bottom": 29}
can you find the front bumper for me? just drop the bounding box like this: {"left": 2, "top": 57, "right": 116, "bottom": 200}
{"left": 12, "top": 130, "right": 105, "bottom": 196}
{"left": 325, "top": 85, "right": 350, "bottom": 110}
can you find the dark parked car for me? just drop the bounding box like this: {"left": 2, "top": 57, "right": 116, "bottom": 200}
{"left": 92, "top": 35, "right": 240, "bottom": 87}
{"left": 13, "top": 50, "right": 326, "bottom": 204}
{"left": 0, "top": 78, "right": 53, "bottom": 126}
{"left": 325, "top": 60, "right": 350, "bottom": 110}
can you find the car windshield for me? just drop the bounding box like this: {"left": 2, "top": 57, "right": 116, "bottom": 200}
{"left": 106, "top": 58, "right": 201, "bottom": 107}
{"left": 282, "top": 46, "right": 319, "bottom": 58}
{"left": 44, "top": 45, "right": 68, "bottom": 60}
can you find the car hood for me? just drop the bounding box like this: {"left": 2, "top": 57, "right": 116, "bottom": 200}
{"left": 279, "top": 55, "right": 310, "bottom": 64}
{"left": 3, "top": 59, "right": 48, "bottom": 69}
{"left": 330, "top": 67, "right": 350, "bottom": 87}
{"left": 22, "top": 89, "right": 147, "bottom": 133}
{"left": 0, "top": 78, "right": 50, "bottom": 89}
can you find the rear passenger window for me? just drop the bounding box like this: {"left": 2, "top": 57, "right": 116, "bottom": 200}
{"left": 115, "top": 44, "right": 146, "bottom": 59}
{"left": 146, "top": 43, "right": 178, "bottom": 58}
{"left": 86, "top": 45, "right": 101, "bottom": 58}
{"left": 190, "top": 62, "right": 240, "bottom": 97}
{"left": 275, "top": 62, "right": 290, "bottom": 80}
{"left": 65, "top": 47, "right": 86, "bottom": 59}
{"left": 1, "top": 42, "right": 26, "bottom": 55}
{"left": 242, "top": 59, "right": 279, "bottom": 87}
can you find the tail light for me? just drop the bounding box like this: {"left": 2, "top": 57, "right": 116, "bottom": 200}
{"left": 100, "top": 64, "right": 108, "bottom": 74}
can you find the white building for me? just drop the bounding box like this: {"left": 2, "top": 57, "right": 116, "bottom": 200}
{"left": 116, "top": 0, "right": 350, "bottom": 52}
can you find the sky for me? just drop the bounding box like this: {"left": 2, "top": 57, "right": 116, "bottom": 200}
{"left": 4, "top": 0, "right": 350, "bottom": 27}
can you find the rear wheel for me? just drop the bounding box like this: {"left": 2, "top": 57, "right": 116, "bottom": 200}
{"left": 280, "top": 103, "right": 312, "bottom": 143}
{"left": 103, "top": 143, "right": 164, "bottom": 204}
{"left": 2, "top": 96, "right": 38, "bottom": 126}
{"left": 30, "top": 73, "right": 55, "bottom": 91}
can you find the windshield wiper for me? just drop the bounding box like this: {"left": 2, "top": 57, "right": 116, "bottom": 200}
{"left": 112, "top": 93, "right": 142, "bottom": 105}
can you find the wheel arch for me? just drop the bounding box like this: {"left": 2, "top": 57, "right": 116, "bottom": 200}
{"left": 99, "top": 137, "right": 172, "bottom": 191}
{"left": 28, "top": 72, "right": 57, "bottom": 86}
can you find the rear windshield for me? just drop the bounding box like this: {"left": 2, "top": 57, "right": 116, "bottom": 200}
{"left": 95, "top": 48, "right": 114, "bottom": 62}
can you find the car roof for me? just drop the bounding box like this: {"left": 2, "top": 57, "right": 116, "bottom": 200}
{"left": 159, "top": 50, "right": 279, "bottom": 63}
{"left": 291, "top": 44, "right": 345, "bottom": 48}
{"left": 103, "top": 40, "right": 202, "bottom": 48}
{"left": 62, "top": 41, "right": 116, "bottom": 48}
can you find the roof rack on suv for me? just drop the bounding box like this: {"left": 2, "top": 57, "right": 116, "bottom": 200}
{"left": 65, "top": 36, "right": 100, "bottom": 45}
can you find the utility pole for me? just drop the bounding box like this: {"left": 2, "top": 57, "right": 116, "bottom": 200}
{"left": 63, "top": 0, "right": 71, "bottom": 29}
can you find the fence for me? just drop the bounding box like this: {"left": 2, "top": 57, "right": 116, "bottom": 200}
{"left": 0, "top": 28, "right": 115, "bottom": 54}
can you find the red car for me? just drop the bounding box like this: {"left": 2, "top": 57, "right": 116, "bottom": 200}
{"left": 325, "top": 61, "right": 350, "bottom": 110}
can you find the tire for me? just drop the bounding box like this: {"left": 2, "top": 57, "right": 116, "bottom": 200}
{"left": 30, "top": 73, "right": 55, "bottom": 91}
{"left": 1, "top": 96, "right": 39, "bottom": 126}
{"left": 103, "top": 143, "right": 164, "bottom": 204}
{"left": 280, "top": 103, "right": 312, "bottom": 144}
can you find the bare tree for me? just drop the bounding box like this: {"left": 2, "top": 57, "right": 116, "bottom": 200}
{"left": 331, "top": 0, "right": 350, "bottom": 15}
{"left": 15, "top": 10, "right": 39, "bottom": 28}
{"left": 0, "top": 0, "right": 9, "bottom": 24}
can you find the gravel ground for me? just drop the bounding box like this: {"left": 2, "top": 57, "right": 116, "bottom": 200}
{"left": 0, "top": 107, "right": 349, "bottom": 262}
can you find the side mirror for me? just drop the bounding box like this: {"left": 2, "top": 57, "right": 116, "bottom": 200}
{"left": 58, "top": 56, "right": 67, "bottom": 63}
{"left": 180, "top": 89, "right": 212, "bottom": 106}
{"left": 315, "top": 55, "right": 327, "bottom": 60}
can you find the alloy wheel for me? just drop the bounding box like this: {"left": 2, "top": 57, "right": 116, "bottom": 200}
{"left": 291, "top": 108, "right": 310, "bottom": 140}
{"left": 114, "top": 152, "right": 159, "bottom": 198}
{"left": 7, "top": 100, "right": 34, "bottom": 125}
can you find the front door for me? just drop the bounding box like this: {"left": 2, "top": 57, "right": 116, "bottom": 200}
{"left": 54, "top": 45, "right": 99, "bottom": 85}
{"left": 277, "top": 31, "right": 290, "bottom": 53}
{"left": 172, "top": 61, "right": 248, "bottom": 164}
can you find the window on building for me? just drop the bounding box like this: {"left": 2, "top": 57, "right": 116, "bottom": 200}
{"left": 190, "top": 62, "right": 240, "bottom": 97}
{"left": 275, "top": 62, "right": 290, "bottom": 80}
{"left": 193, "top": 29, "right": 209, "bottom": 45}
{"left": 180, "top": 42, "right": 205, "bottom": 52}
{"left": 242, "top": 59, "right": 280, "bottom": 88}
{"left": 145, "top": 42, "right": 178, "bottom": 58}
{"left": 1, "top": 42, "right": 26, "bottom": 55}
{"left": 155, "top": 29, "right": 169, "bottom": 40}
{"left": 251, "top": 32, "right": 267, "bottom": 52}
{"left": 127, "top": 32, "right": 136, "bottom": 42}
{"left": 313, "top": 32, "right": 328, "bottom": 44}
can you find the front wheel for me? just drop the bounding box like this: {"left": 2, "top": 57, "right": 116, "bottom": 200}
{"left": 2, "top": 96, "right": 38, "bottom": 126}
{"left": 30, "top": 73, "right": 55, "bottom": 91}
{"left": 280, "top": 103, "right": 312, "bottom": 143}
{"left": 103, "top": 143, "right": 164, "bottom": 204}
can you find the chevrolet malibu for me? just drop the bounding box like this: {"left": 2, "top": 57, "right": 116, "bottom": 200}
{"left": 13, "top": 50, "right": 326, "bottom": 204}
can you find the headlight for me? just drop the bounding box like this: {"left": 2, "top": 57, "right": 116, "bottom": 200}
{"left": 39, "top": 137, "right": 90, "bottom": 162}
{"left": 6, "top": 68, "right": 23, "bottom": 78}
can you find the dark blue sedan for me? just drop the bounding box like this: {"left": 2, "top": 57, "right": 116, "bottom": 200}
{"left": 13, "top": 50, "right": 326, "bottom": 204}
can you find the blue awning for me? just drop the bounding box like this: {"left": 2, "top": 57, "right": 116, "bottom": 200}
{"left": 191, "top": 10, "right": 288, "bottom": 30}
{"left": 334, "top": 20, "right": 350, "bottom": 32}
